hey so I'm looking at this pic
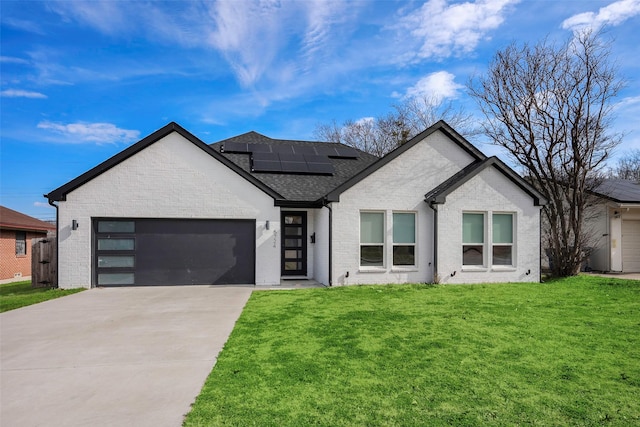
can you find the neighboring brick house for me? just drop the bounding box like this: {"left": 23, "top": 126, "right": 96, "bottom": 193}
{"left": 0, "top": 206, "right": 56, "bottom": 281}
{"left": 46, "top": 121, "right": 546, "bottom": 289}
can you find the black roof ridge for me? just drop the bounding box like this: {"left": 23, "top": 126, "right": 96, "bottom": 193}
{"left": 214, "top": 133, "right": 366, "bottom": 148}
{"left": 324, "top": 120, "right": 487, "bottom": 202}
{"left": 424, "top": 156, "right": 547, "bottom": 206}
{"left": 46, "top": 122, "right": 284, "bottom": 202}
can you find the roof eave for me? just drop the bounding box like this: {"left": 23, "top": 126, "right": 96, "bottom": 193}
{"left": 274, "top": 199, "right": 325, "bottom": 208}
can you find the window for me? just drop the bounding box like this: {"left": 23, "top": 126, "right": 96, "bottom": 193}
{"left": 393, "top": 212, "right": 416, "bottom": 266}
{"left": 462, "top": 212, "right": 516, "bottom": 268}
{"left": 95, "top": 219, "right": 136, "bottom": 286}
{"left": 492, "top": 213, "right": 513, "bottom": 266}
{"left": 15, "top": 231, "right": 26, "bottom": 256}
{"left": 462, "top": 213, "right": 484, "bottom": 266}
{"left": 360, "top": 212, "right": 384, "bottom": 266}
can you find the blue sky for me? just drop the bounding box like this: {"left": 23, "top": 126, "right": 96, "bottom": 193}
{"left": 1, "top": 0, "right": 639, "bottom": 221}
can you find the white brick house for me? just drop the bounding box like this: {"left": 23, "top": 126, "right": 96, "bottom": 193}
{"left": 46, "top": 121, "right": 546, "bottom": 288}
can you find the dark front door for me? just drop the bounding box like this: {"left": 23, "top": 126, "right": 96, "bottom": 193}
{"left": 281, "top": 212, "right": 307, "bottom": 276}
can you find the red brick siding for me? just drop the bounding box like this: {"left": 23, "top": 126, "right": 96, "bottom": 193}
{"left": 0, "top": 230, "right": 48, "bottom": 280}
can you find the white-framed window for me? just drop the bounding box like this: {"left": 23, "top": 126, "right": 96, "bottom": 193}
{"left": 393, "top": 212, "right": 416, "bottom": 266}
{"left": 492, "top": 213, "right": 514, "bottom": 266}
{"left": 360, "top": 212, "right": 384, "bottom": 267}
{"left": 462, "top": 211, "right": 516, "bottom": 268}
{"left": 462, "top": 212, "right": 485, "bottom": 266}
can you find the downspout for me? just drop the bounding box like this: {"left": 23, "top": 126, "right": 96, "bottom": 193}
{"left": 428, "top": 202, "right": 438, "bottom": 283}
{"left": 539, "top": 208, "right": 543, "bottom": 282}
{"left": 323, "top": 199, "right": 333, "bottom": 287}
{"left": 47, "top": 197, "right": 59, "bottom": 288}
{"left": 606, "top": 206, "right": 611, "bottom": 272}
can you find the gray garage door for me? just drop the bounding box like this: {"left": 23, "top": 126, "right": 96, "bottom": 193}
{"left": 94, "top": 219, "right": 255, "bottom": 286}
{"left": 622, "top": 219, "right": 640, "bottom": 272}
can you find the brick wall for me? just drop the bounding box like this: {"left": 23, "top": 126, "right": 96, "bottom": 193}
{"left": 0, "top": 230, "right": 47, "bottom": 280}
{"left": 332, "top": 129, "right": 476, "bottom": 285}
{"left": 57, "top": 132, "right": 281, "bottom": 289}
{"left": 436, "top": 167, "right": 542, "bottom": 284}
{"left": 331, "top": 128, "right": 542, "bottom": 285}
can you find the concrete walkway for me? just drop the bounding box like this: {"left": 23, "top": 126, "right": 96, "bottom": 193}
{"left": 1, "top": 286, "right": 253, "bottom": 427}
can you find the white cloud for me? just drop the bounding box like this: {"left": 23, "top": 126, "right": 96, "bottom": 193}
{"left": 395, "top": 0, "right": 519, "bottom": 61}
{"left": 37, "top": 121, "right": 140, "bottom": 144}
{"left": 47, "top": 1, "right": 128, "bottom": 35}
{"left": 0, "top": 56, "right": 29, "bottom": 64}
{"left": 206, "top": 1, "right": 284, "bottom": 87}
{"left": 46, "top": 0, "right": 353, "bottom": 88}
{"left": 355, "top": 117, "right": 375, "bottom": 126}
{"left": 404, "top": 71, "right": 463, "bottom": 101}
{"left": 33, "top": 201, "right": 53, "bottom": 208}
{"left": 2, "top": 17, "right": 45, "bottom": 35}
{"left": 207, "top": 1, "right": 351, "bottom": 87}
{"left": 562, "top": 0, "right": 640, "bottom": 31}
{"left": 1, "top": 89, "right": 47, "bottom": 99}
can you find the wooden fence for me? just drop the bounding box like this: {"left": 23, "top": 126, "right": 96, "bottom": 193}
{"left": 31, "top": 237, "right": 57, "bottom": 288}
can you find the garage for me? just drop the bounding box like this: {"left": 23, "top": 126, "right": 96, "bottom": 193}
{"left": 622, "top": 219, "right": 640, "bottom": 272}
{"left": 94, "top": 219, "right": 255, "bottom": 286}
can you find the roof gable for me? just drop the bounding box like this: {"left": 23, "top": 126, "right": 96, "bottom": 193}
{"left": 0, "top": 206, "right": 55, "bottom": 232}
{"left": 46, "top": 122, "right": 282, "bottom": 202}
{"left": 424, "top": 157, "right": 547, "bottom": 206}
{"left": 325, "top": 120, "right": 486, "bottom": 202}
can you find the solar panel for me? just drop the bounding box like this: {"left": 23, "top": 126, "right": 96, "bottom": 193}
{"left": 252, "top": 152, "right": 279, "bottom": 161}
{"left": 280, "top": 161, "right": 309, "bottom": 173}
{"left": 314, "top": 145, "right": 336, "bottom": 155}
{"left": 333, "top": 146, "right": 359, "bottom": 158}
{"left": 272, "top": 145, "right": 295, "bottom": 154}
{"left": 294, "top": 145, "right": 319, "bottom": 155}
{"left": 307, "top": 162, "right": 335, "bottom": 174}
{"left": 248, "top": 143, "right": 272, "bottom": 153}
{"left": 278, "top": 153, "right": 305, "bottom": 162}
{"left": 303, "top": 154, "right": 329, "bottom": 164}
{"left": 222, "top": 141, "right": 250, "bottom": 153}
{"left": 252, "top": 159, "right": 281, "bottom": 172}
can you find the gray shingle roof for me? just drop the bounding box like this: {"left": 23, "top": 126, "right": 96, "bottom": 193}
{"left": 593, "top": 179, "right": 640, "bottom": 203}
{"left": 210, "top": 132, "right": 379, "bottom": 204}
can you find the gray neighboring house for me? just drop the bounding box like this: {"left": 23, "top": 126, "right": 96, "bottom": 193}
{"left": 586, "top": 179, "right": 640, "bottom": 273}
{"left": 46, "top": 120, "right": 546, "bottom": 288}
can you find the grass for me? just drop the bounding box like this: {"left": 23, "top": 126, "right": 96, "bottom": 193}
{"left": 184, "top": 276, "right": 640, "bottom": 426}
{"left": 0, "top": 281, "right": 84, "bottom": 313}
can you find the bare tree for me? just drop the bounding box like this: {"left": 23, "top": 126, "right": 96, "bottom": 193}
{"left": 611, "top": 149, "right": 640, "bottom": 182}
{"left": 468, "top": 30, "right": 623, "bottom": 277}
{"left": 314, "top": 96, "right": 477, "bottom": 157}
{"left": 393, "top": 95, "right": 478, "bottom": 139}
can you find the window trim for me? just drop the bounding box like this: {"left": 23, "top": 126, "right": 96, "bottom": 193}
{"left": 15, "top": 231, "right": 27, "bottom": 257}
{"left": 392, "top": 211, "right": 417, "bottom": 267}
{"left": 462, "top": 212, "right": 486, "bottom": 268}
{"left": 359, "top": 211, "right": 385, "bottom": 269}
{"left": 492, "top": 212, "right": 515, "bottom": 268}
{"left": 461, "top": 211, "right": 517, "bottom": 271}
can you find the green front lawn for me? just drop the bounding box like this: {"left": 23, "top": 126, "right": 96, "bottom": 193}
{"left": 185, "top": 276, "right": 640, "bottom": 426}
{"left": 0, "top": 281, "right": 84, "bottom": 313}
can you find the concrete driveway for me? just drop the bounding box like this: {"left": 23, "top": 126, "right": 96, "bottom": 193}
{"left": 1, "top": 286, "right": 253, "bottom": 427}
